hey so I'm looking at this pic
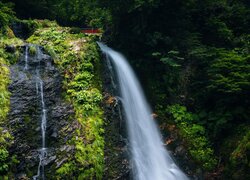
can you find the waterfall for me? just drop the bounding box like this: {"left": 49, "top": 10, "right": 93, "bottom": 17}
{"left": 98, "top": 42, "right": 188, "bottom": 180}
{"left": 28, "top": 46, "right": 47, "bottom": 180}
{"left": 33, "top": 77, "right": 47, "bottom": 180}
{"left": 24, "top": 45, "right": 28, "bottom": 70}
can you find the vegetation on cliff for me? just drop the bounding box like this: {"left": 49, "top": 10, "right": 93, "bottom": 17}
{"left": 0, "top": 43, "right": 12, "bottom": 176}
{"left": 28, "top": 24, "right": 104, "bottom": 179}
{"left": 0, "top": 29, "right": 22, "bottom": 179}
{"left": 0, "top": 2, "right": 23, "bottom": 176}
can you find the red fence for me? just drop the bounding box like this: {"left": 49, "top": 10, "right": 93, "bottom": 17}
{"left": 81, "top": 28, "right": 101, "bottom": 34}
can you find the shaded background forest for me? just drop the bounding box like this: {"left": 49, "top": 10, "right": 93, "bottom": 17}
{"left": 1, "top": 0, "right": 250, "bottom": 179}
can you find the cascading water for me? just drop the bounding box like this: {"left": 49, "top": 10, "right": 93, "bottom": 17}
{"left": 20, "top": 45, "right": 48, "bottom": 179}
{"left": 9, "top": 43, "right": 66, "bottom": 179}
{"left": 33, "top": 78, "right": 47, "bottom": 180}
{"left": 33, "top": 46, "right": 47, "bottom": 180}
{"left": 24, "top": 45, "right": 28, "bottom": 70}
{"left": 98, "top": 42, "right": 188, "bottom": 180}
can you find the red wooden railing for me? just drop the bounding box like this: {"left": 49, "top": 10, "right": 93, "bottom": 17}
{"left": 81, "top": 28, "right": 101, "bottom": 34}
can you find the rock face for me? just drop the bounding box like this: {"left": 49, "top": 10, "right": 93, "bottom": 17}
{"left": 102, "top": 58, "right": 131, "bottom": 179}
{"left": 8, "top": 44, "right": 75, "bottom": 179}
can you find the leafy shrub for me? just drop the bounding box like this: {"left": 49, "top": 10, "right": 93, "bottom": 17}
{"left": 167, "top": 104, "right": 217, "bottom": 170}
{"left": 0, "top": 148, "right": 9, "bottom": 174}
{"left": 70, "top": 27, "right": 82, "bottom": 34}
{"left": 207, "top": 49, "right": 250, "bottom": 94}
{"left": 0, "top": 42, "right": 15, "bottom": 176}
{"left": 0, "top": 2, "right": 15, "bottom": 33}
{"left": 28, "top": 45, "right": 36, "bottom": 55}
{"left": 229, "top": 129, "right": 250, "bottom": 179}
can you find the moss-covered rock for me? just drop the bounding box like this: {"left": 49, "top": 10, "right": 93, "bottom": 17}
{"left": 28, "top": 45, "right": 36, "bottom": 55}
{"left": 28, "top": 24, "right": 104, "bottom": 179}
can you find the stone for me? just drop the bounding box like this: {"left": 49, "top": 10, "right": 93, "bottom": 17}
{"left": 51, "top": 131, "right": 58, "bottom": 138}
{"left": 44, "top": 155, "right": 57, "bottom": 166}
{"left": 16, "top": 173, "right": 29, "bottom": 180}
{"left": 175, "top": 145, "right": 186, "bottom": 156}
{"left": 56, "top": 158, "right": 68, "bottom": 168}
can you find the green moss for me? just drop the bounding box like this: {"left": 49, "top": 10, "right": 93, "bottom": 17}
{"left": 0, "top": 2, "right": 16, "bottom": 36}
{"left": 56, "top": 162, "right": 76, "bottom": 177}
{"left": 0, "top": 148, "right": 9, "bottom": 174}
{"left": 28, "top": 45, "right": 36, "bottom": 56}
{"left": 0, "top": 40, "right": 12, "bottom": 177}
{"left": 28, "top": 26, "right": 104, "bottom": 179}
{"left": 23, "top": 115, "right": 31, "bottom": 125}
{"left": 0, "top": 35, "right": 23, "bottom": 64}
{"left": 0, "top": 32, "right": 24, "bottom": 178}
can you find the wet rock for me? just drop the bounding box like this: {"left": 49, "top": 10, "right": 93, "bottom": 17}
{"left": 102, "top": 59, "right": 130, "bottom": 179}
{"left": 56, "top": 157, "right": 68, "bottom": 168}
{"left": 51, "top": 131, "right": 58, "bottom": 138}
{"left": 44, "top": 155, "right": 57, "bottom": 166}
{"left": 175, "top": 145, "right": 186, "bottom": 156}
{"left": 59, "top": 145, "right": 74, "bottom": 152}
{"left": 8, "top": 44, "right": 76, "bottom": 178}
{"left": 16, "top": 173, "right": 29, "bottom": 180}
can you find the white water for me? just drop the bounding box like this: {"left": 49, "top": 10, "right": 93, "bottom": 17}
{"left": 98, "top": 42, "right": 188, "bottom": 180}
{"left": 24, "top": 45, "right": 28, "bottom": 70}
{"left": 33, "top": 79, "right": 47, "bottom": 180}
{"left": 33, "top": 46, "right": 47, "bottom": 180}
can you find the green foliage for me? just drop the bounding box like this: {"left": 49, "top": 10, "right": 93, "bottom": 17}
{"left": 28, "top": 45, "right": 36, "bottom": 55}
{"left": 0, "top": 1, "right": 15, "bottom": 34}
{"left": 0, "top": 35, "right": 20, "bottom": 177}
{"left": 206, "top": 17, "right": 233, "bottom": 44}
{"left": 0, "top": 37, "right": 22, "bottom": 66}
{"left": 56, "top": 162, "right": 75, "bottom": 177}
{"left": 189, "top": 46, "right": 250, "bottom": 138}
{"left": 207, "top": 49, "right": 250, "bottom": 94}
{"left": 0, "top": 59, "right": 10, "bottom": 121}
{"left": 221, "top": 125, "right": 250, "bottom": 179}
{"left": 20, "top": 19, "right": 40, "bottom": 34}
{"left": 28, "top": 26, "right": 104, "bottom": 179}
{"left": 152, "top": 51, "right": 182, "bottom": 67}
{"left": 230, "top": 129, "right": 250, "bottom": 168}
{"left": 0, "top": 148, "right": 9, "bottom": 174}
{"left": 10, "top": 0, "right": 111, "bottom": 28}
{"left": 35, "top": 19, "right": 58, "bottom": 28}
{"left": 167, "top": 104, "right": 217, "bottom": 170}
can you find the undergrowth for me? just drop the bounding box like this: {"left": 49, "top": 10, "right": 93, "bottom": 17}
{"left": 0, "top": 33, "right": 22, "bottom": 177}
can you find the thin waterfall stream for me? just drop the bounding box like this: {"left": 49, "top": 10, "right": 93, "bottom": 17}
{"left": 98, "top": 42, "right": 188, "bottom": 180}
{"left": 18, "top": 45, "right": 49, "bottom": 179}
{"left": 24, "top": 45, "right": 28, "bottom": 70}
{"left": 7, "top": 41, "right": 72, "bottom": 178}
{"left": 33, "top": 77, "right": 47, "bottom": 180}
{"left": 33, "top": 46, "right": 47, "bottom": 180}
